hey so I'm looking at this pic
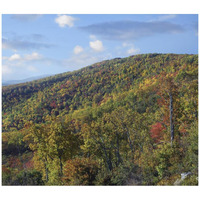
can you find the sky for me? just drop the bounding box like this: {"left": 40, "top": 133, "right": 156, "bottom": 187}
{"left": 2, "top": 14, "right": 198, "bottom": 81}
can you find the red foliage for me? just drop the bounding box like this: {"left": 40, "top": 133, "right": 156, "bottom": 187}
{"left": 23, "top": 160, "right": 34, "bottom": 169}
{"left": 8, "top": 157, "right": 23, "bottom": 169}
{"left": 50, "top": 100, "right": 57, "bottom": 108}
{"left": 150, "top": 122, "right": 166, "bottom": 143}
{"left": 157, "top": 97, "right": 168, "bottom": 107}
{"left": 2, "top": 166, "right": 11, "bottom": 173}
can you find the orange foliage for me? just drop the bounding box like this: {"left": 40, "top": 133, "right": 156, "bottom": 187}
{"left": 62, "top": 157, "right": 99, "bottom": 185}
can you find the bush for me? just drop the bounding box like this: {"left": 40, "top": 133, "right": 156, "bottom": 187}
{"left": 95, "top": 161, "right": 141, "bottom": 185}
{"left": 183, "top": 121, "right": 198, "bottom": 172}
{"left": 181, "top": 174, "right": 198, "bottom": 186}
{"left": 12, "top": 170, "right": 44, "bottom": 185}
{"left": 62, "top": 157, "right": 99, "bottom": 185}
{"left": 2, "top": 166, "right": 12, "bottom": 185}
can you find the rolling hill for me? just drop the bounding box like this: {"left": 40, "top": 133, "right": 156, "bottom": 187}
{"left": 2, "top": 53, "right": 198, "bottom": 185}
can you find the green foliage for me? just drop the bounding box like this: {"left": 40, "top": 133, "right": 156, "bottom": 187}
{"left": 182, "top": 120, "right": 198, "bottom": 172}
{"left": 12, "top": 170, "right": 44, "bottom": 185}
{"left": 155, "top": 143, "right": 175, "bottom": 179}
{"left": 2, "top": 168, "right": 44, "bottom": 185}
{"left": 95, "top": 161, "right": 141, "bottom": 185}
{"left": 2, "top": 166, "right": 12, "bottom": 185}
{"left": 110, "top": 162, "right": 141, "bottom": 185}
{"left": 24, "top": 118, "right": 82, "bottom": 184}
{"left": 3, "top": 54, "right": 197, "bottom": 131}
{"left": 2, "top": 131, "right": 29, "bottom": 156}
{"left": 94, "top": 168, "right": 113, "bottom": 185}
{"left": 181, "top": 174, "right": 198, "bottom": 186}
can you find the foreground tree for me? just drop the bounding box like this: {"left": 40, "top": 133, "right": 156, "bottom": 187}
{"left": 24, "top": 117, "right": 81, "bottom": 184}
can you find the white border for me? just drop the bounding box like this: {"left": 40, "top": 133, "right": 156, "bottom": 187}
{"left": 0, "top": 1, "right": 199, "bottom": 200}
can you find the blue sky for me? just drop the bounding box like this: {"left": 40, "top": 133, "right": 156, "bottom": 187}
{"left": 2, "top": 14, "right": 198, "bottom": 81}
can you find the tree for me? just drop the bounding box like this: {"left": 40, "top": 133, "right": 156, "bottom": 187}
{"left": 24, "top": 117, "right": 81, "bottom": 184}
{"left": 48, "top": 118, "right": 81, "bottom": 177}
{"left": 26, "top": 123, "right": 51, "bottom": 182}
{"left": 81, "top": 120, "right": 113, "bottom": 171}
{"left": 155, "top": 72, "right": 180, "bottom": 146}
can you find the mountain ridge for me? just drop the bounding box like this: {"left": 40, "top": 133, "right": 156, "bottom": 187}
{"left": 2, "top": 53, "right": 198, "bottom": 185}
{"left": 2, "top": 53, "right": 198, "bottom": 131}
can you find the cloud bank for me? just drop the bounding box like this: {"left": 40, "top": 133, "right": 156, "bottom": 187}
{"left": 11, "top": 14, "right": 42, "bottom": 21}
{"left": 80, "top": 20, "right": 185, "bottom": 41}
{"left": 2, "top": 38, "right": 53, "bottom": 51}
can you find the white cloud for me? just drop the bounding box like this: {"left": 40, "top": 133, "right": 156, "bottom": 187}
{"left": 4, "top": 52, "right": 43, "bottom": 65}
{"left": 157, "top": 14, "right": 177, "bottom": 21}
{"left": 64, "top": 53, "right": 99, "bottom": 67}
{"left": 2, "top": 65, "right": 13, "bottom": 75}
{"left": 120, "top": 43, "right": 140, "bottom": 56}
{"left": 55, "top": 15, "right": 76, "bottom": 28}
{"left": 24, "top": 52, "right": 42, "bottom": 61}
{"left": 89, "top": 40, "right": 104, "bottom": 52}
{"left": 8, "top": 53, "right": 21, "bottom": 61}
{"left": 63, "top": 50, "right": 112, "bottom": 70}
{"left": 73, "top": 45, "right": 84, "bottom": 54}
{"left": 127, "top": 47, "right": 140, "bottom": 55}
{"left": 2, "top": 52, "right": 57, "bottom": 80}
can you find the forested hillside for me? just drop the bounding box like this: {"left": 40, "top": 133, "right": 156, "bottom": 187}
{"left": 2, "top": 53, "right": 198, "bottom": 185}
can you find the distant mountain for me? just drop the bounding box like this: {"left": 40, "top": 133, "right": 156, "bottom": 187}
{"left": 2, "top": 74, "right": 52, "bottom": 86}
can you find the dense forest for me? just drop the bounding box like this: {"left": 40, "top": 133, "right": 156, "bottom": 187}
{"left": 2, "top": 53, "right": 198, "bottom": 185}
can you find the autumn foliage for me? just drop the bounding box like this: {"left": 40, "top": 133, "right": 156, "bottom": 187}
{"left": 62, "top": 158, "right": 99, "bottom": 185}
{"left": 2, "top": 54, "right": 198, "bottom": 185}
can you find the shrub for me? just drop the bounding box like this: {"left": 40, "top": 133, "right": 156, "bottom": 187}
{"left": 62, "top": 157, "right": 99, "bottom": 185}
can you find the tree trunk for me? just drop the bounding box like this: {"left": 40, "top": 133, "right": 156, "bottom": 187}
{"left": 59, "top": 156, "right": 63, "bottom": 177}
{"left": 126, "top": 131, "right": 133, "bottom": 153}
{"left": 116, "top": 135, "right": 122, "bottom": 166}
{"left": 108, "top": 151, "right": 113, "bottom": 171}
{"left": 96, "top": 132, "right": 113, "bottom": 171}
{"left": 103, "top": 146, "right": 112, "bottom": 171}
{"left": 169, "top": 92, "right": 174, "bottom": 146}
{"left": 44, "top": 157, "right": 49, "bottom": 182}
